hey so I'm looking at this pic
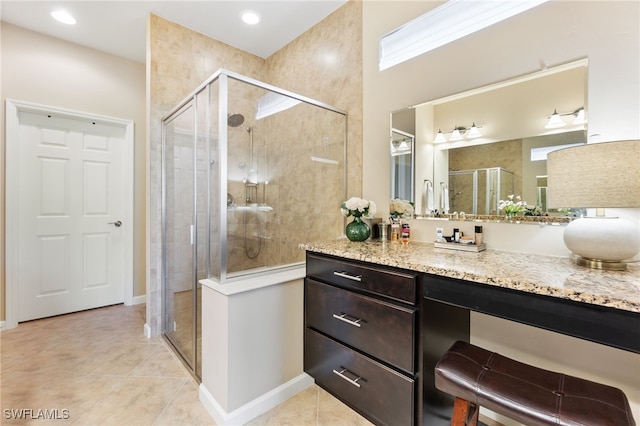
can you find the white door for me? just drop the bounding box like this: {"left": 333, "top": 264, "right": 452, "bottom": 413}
{"left": 14, "top": 109, "right": 128, "bottom": 322}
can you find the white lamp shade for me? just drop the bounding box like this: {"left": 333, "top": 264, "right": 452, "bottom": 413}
{"left": 545, "top": 110, "right": 566, "bottom": 129}
{"left": 434, "top": 130, "right": 447, "bottom": 143}
{"left": 450, "top": 128, "right": 462, "bottom": 141}
{"left": 466, "top": 124, "right": 482, "bottom": 138}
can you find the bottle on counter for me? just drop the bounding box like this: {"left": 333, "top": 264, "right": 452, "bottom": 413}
{"left": 401, "top": 220, "right": 411, "bottom": 245}
{"left": 391, "top": 223, "right": 400, "bottom": 241}
{"left": 475, "top": 225, "right": 483, "bottom": 245}
{"left": 453, "top": 228, "right": 460, "bottom": 243}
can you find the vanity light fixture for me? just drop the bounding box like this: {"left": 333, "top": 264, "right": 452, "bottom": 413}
{"left": 433, "top": 124, "right": 482, "bottom": 142}
{"left": 391, "top": 137, "right": 412, "bottom": 155}
{"left": 545, "top": 109, "right": 566, "bottom": 129}
{"left": 450, "top": 127, "right": 463, "bottom": 141}
{"left": 545, "top": 107, "right": 585, "bottom": 129}
{"left": 379, "top": 0, "right": 549, "bottom": 70}
{"left": 466, "top": 123, "right": 482, "bottom": 138}
{"left": 547, "top": 140, "right": 640, "bottom": 271}
{"left": 434, "top": 129, "right": 447, "bottom": 143}
{"left": 51, "top": 9, "right": 76, "bottom": 25}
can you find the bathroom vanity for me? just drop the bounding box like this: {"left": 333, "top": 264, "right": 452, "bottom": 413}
{"left": 301, "top": 240, "right": 640, "bottom": 425}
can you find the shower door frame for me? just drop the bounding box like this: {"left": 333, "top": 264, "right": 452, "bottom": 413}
{"left": 448, "top": 167, "right": 515, "bottom": 215}
{"left": 161, "top": 98, "right": 201, "bottom": 378}
{"left": 164, "top": 69, "right": 347, "bottom": 284}
{"left": 160, "top": 69, "right": 348, "bottom": 379}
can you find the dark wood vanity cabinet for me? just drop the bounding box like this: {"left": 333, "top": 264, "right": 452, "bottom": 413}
{"left": 304, "top": 252, "right": 421, "bottom": 426}
{"left": 303, "top": 246, "right": 639, "bottom": 425}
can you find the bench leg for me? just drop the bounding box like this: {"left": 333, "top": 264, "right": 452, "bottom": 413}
{"left": 451, "top": 397, "right": 479, "bottom": 426}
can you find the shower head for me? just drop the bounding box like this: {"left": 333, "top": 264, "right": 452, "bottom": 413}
{"left": 227, "top": 113, "right": 245, "bottom": 128}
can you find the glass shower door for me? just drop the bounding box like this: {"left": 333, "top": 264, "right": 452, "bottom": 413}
{"left": 163, "top": 102, "right": 196, "bottom": 371}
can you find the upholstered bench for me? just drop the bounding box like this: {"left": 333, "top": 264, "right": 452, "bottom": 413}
{"left": 434, "top": 341, "right": 636, "bottom": 426}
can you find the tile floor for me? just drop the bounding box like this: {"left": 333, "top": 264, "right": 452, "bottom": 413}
{"left": 1, "top": 304, "right": 372, "bottom": 425}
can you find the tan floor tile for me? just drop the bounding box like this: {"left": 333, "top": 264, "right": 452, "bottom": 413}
{"left": 1, "top": 304, "right": 371, "bottom": 426}
{"left": 317, "top": 387, "right": 373, "bottom": 426}
{"left": 70, "top": 376, "right": 188, "bottom": 425}
{"left": 247, "top": 385, "right": 319, "bottom": 426}
{"left": 128, "top": 345, "right": 191, "bottom": 378}
{"left": 151, "top": 380, "right": 216, "bottom": 426}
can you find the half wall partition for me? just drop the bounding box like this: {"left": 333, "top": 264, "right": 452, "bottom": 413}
{"left": 161, "top": 70, "right": 347, "bottom": 378}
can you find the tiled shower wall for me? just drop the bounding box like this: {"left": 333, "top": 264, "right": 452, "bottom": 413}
{"left": 224, "top": 82, "right": 347, "bottom": 275}
{"left": 148, "top": 1, "right": 363, "bottom": 335}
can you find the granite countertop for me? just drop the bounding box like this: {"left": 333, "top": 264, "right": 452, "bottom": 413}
{"left": 299, "top": 239, "right": 640, "bottom": 314}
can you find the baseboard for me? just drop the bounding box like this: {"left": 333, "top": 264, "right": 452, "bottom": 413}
{"left": 199, "top": 373, "right": 314, "bottom": 425}
{"left": 143, "top": 323, "right": 151, "bottom": 339}
{"left": 132, "top": 295, "right": 146, "bottom": 305}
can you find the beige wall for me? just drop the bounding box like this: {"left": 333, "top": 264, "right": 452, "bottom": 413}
{"left": 363, "top": 1, "right": 640, "bottom": 423}
{"left": 0, "top": 22, "right": 147, "bottom": 321}
{"left": 265, "top": 0, "right": 363, "bottom": 198}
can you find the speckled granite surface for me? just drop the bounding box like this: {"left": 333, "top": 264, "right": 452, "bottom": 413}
{"left": 300, "top": 239, "right": 640, "bottom": 314}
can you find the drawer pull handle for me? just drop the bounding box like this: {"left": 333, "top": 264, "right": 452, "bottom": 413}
{"left": 333, "top": 271, "right": 362, "bottom": 282}
{"left": 332, "top": 313, "right": 362, "bottom": 327}
{"left": 332, "top": 368, "right": 362, "bottom": 388}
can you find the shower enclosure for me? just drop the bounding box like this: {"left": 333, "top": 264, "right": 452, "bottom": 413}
{"left": 448, "top": 167, "right": 515, "bottom": 215}
{"left": 161, "top": 70, "right": 347, "bottom": 378}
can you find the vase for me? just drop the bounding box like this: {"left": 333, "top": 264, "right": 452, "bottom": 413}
{"left": 345, "top": 216, "right": 370, "bottom": 242}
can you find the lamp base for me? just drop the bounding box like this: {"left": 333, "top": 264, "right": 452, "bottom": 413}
{"left": 563, "top": 216, "right": 639, "bottom": 271}
{"left": 575, "top": 256, "right": 627, "bottom": 271}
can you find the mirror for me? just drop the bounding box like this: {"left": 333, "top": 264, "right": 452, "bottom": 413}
{"left": 391, "top": 59, "right": 588, "bottom": 223}
{"left": 390, "top": 128, "right": 415, "bottom": 202}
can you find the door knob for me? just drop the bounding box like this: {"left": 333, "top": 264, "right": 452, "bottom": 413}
{"left": 108, "top": 220, "right": 123, "bottom": 227}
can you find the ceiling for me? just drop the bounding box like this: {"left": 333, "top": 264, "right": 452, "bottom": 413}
{"left": 0, "top": 0, "right": 348, "bottom": 63}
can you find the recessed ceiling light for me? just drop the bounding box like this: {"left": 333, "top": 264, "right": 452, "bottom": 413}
{"left": 51, "top": 10, "right": 76, "bottom": 25}
{"left": 241, "top": 10, "right": 261, "bottom": 25}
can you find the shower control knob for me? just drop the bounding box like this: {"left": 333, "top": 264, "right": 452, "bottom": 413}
{"left": 108, "top": 220, "right": 123, "bottom": 227}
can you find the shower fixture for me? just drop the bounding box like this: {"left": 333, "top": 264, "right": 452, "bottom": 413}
{"left": 227, "top": 113, "right": 245, "bottom": 128}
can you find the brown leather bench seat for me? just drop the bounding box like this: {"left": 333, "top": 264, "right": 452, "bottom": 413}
{"left": 435, "top": 341, "right": 636, "bottom": 426}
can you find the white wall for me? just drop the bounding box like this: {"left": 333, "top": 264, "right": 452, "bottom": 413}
{"left": 200, "top": 278, "right": 308, "bottom": 424}
{"left": 363, "top": 1, "right": 640, "bottom": 423}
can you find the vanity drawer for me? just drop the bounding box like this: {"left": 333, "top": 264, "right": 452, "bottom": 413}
{"left": 306, "top": 253, "right": 418, "bottom": 304}
{"left": 305, "top": 328, "right": 414, "bottom": 426}
{"left": 306, "top": 279, "right": 416, "bottom": 373}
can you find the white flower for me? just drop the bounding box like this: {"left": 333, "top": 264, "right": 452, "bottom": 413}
{"left": 340, "top": 197, "right": 376, "bottom": 218}
{"left": 345, "top": 197, "right": 360, "bottom": 211}
{"left": 365, "top": 200, "right": 377, "bottom": 218}
{"left": 499, "top": 194, "right": 527, "bottom": 214}
{"left": 390, "top": 198, "right": 413, "bottom": 218}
